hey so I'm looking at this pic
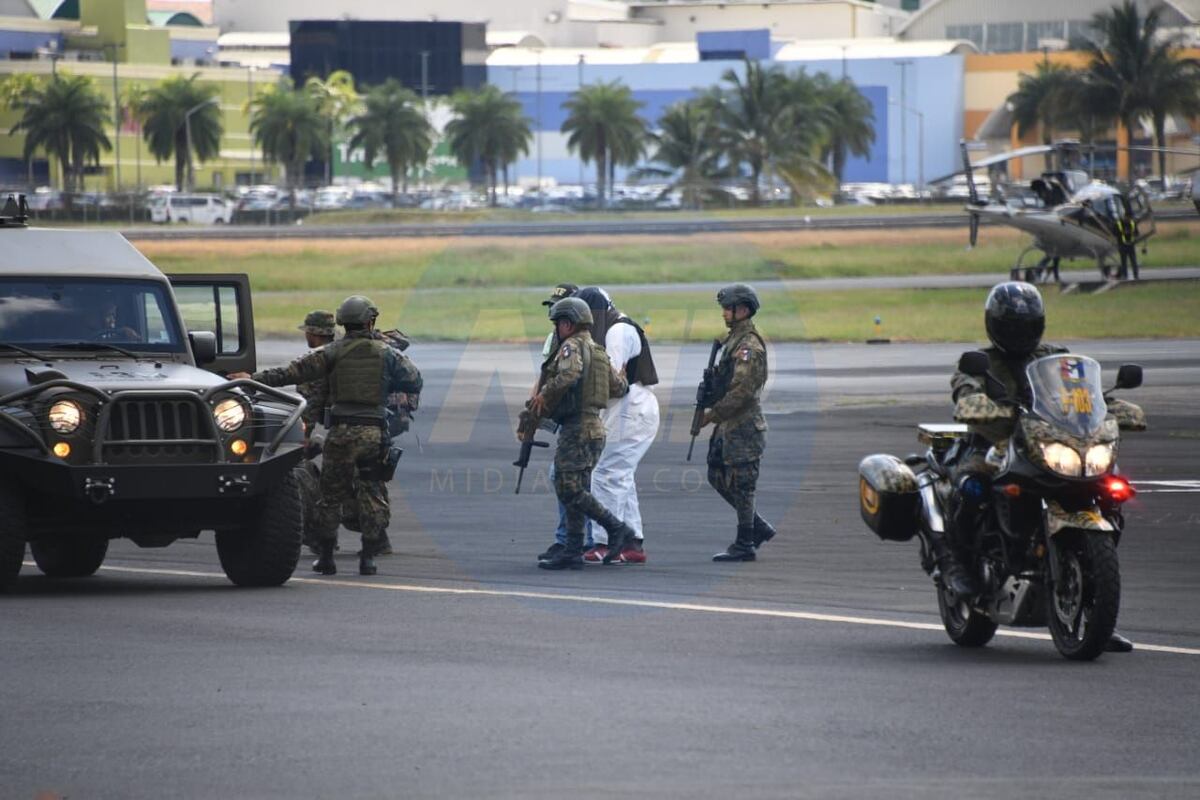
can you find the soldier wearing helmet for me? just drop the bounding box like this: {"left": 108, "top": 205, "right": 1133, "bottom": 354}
{"left": 696, "top": 283, "right": 776, "bottom": 562}
{"left": 946, "top": 281, "right": 1132, "bottom": 652}
{"left": 525, "top": 297, "right": 636, "bottom": 569}
{"left": 231, "top": 295, "right": 422, "bottom": 577}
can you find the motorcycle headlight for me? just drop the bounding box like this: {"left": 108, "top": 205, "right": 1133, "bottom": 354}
{"left": 213, "top": 398, "right": 247, "bottom": 432}
{"left": 48, "top": 399, "right": 83, "bottom": 434}
{"left": 1085, "top": 443, "right": 1115, "bottom": 476}
{"left": 1040, "top": 442, "right": 1082, "bottom": 477}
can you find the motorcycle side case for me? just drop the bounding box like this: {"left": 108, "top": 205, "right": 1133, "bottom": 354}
{"left": 858, "top": 454, "right": 920, "bottom": 542}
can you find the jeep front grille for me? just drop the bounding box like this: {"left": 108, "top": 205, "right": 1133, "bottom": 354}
{"left": 101, "top": 398, "right": 217, "bottom": 464}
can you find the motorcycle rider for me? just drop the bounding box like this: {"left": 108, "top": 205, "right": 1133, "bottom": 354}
{"left": 947, "top": 281, "right": 1133, "bottom": 652}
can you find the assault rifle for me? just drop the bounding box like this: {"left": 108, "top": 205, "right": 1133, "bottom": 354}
{"left": 687, "top": 338, "right": 723, "bottom": 461}
{"left": 513, "top": 406, "right": 557, "bottom": 494}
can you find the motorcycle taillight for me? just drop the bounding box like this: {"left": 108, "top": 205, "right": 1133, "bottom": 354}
{"left": 1107, "top": 477, "right": 1134, "bottom": 503}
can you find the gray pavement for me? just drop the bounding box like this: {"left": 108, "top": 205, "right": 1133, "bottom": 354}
{"left": 2, "top": 340, "right": 1199, "bottom": 798}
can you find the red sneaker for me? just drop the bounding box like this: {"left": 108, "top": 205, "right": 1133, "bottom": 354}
{"left": 582, "top": 545, "right": 608, "bottom": 564}
{"left": 614, "top": 542, "right": 646, "bottom": 564}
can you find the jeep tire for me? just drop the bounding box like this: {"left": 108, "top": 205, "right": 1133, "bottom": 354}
{"left": 0, "top": 483, "right": 26, "bottom": 592}
{"left": 215, "top": 468, "right": 303, "bottom": 587}
{"left": 30, "top": 535, "right": 109, "bottom": 578}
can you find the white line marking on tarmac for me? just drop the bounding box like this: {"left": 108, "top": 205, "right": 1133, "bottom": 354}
{"left": 78, "top": 563, "right": 1200, "bottom": 657}
{"left": 1133, "top": 480, "right": 1200, "bottom": 493}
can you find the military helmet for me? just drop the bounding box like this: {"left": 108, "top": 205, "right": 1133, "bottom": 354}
{"left": 985, "top": 281, "right": 1045, "bottom": 357}
{"left": 716, "top": 283, "right": 760, "bottom": 314}
{"left": 548, "top": 297, "right": 593, "bottom": 326}
{"left": 297, "top": 309, "right": 335, "bottom": 337}
{"left": 336, "top": 295, "right": 379, "bottom": 326}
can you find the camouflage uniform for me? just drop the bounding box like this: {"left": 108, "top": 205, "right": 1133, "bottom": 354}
{"left": 294, "top": 311, "right": 335, "bottom": 550}
{"left": 706, "top": 317, "right": 769, "bottom": 529}
{"left": 253, "top": 330, "right": 422, "bottom": 554}
{"left": 539, "top": 329, "right": 629, "bottom": 553}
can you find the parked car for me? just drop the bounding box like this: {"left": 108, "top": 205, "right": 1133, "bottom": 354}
{"left": 149, "top": 193, "right": 234, "bottom": 224}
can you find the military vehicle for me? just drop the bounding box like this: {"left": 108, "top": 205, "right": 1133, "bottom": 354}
{"left": 0, "top": 195, "right": 306, "bottom": 591}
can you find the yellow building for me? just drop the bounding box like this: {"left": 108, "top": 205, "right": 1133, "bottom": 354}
{"left": 0, "top": 0, "right": 279, "bottom": 190}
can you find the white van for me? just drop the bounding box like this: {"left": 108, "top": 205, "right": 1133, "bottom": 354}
{"left": 148, "top": 193, "right": 233, "bottom": 224}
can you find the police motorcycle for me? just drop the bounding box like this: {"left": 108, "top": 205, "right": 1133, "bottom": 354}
{"left": 858, "top": 351, "right": 1146, "bottom": 661}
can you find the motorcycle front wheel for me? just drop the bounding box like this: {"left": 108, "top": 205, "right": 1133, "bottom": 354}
{"left": 1046, "top": 531, "right": 1120, "bottom": 661}
{"left": 937, "top": 584, "right": 998, "bottom": 647}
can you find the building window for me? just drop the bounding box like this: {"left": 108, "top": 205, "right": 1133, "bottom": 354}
{"left": 1026, "top": 20, "right": 1066, "bottom": 51}
{"left": 946, "top": 23, "right": 983, "bottom": 51}
{"left": 986, "top": 22, "right": 1024, "bottom": 53}
{"left": 901, "top": 0, "right": 921, "bottom": 10}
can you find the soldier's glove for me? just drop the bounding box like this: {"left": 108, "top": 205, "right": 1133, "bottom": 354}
{"left": 517, "top": 408, "right": 536, "bottom": 442}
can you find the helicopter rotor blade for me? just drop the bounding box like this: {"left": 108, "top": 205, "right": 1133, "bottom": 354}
{"left": 969, "top": 212, "right": 980, "bottom": 248}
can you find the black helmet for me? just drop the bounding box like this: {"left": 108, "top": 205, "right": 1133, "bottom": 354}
{"left": 716, "top": 283, "right": 760, "bottom": 314}
{"left": 548, "top": 297, "right": 593, "bottom": 326}
{"left": 985, "top": 282, "right": 1044, "bottom": 356}
{"left": 336, "top": 295, "right": 379, "bottom": 326}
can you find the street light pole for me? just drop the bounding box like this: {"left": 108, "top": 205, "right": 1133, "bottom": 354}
{"left": 247, "top": 65, "right": 257, "bottom": 185}
{"left": 420, "top": 50, "right": 430, "bottom": 102}
{"left": 893, "top": 59, "right": 913, "bottom": 186}
{"left": 103, "top": 43, "right": 123, "bottom": 192}
{"left": 889, "top": 98, "right": 924, "bottom": 196}
{"left": 183, "top": 98, "right": 219, "bottom": 192}
{"left": 535, "top": 49, "right": 543, "bottom": 202}
{"left": 577, "top": 54, "right": 585, "bottom": 189}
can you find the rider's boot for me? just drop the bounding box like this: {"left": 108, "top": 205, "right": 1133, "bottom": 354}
{"left": 312, "top": 540, "right": 337, "bottom": 576}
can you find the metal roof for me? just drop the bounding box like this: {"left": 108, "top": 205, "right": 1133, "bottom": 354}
{"left": 1, "top": 228, "right": 166, "bottom": 280}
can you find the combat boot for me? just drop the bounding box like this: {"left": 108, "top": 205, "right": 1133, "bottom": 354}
{"left": 312, "top": 541, "right": 337, "bottom": 575}
{"left": 751, "top": 514, "right": 776, "bottom": 548}
{"left": 601, "top": 523, "right": 637, "bottom": 565}
{"left": 713, "top": 525, "right": 757, "bottom": 562}
{"left": 358, "top": 539, "right": 378, "bottom": 576}
{"left": 928, "top": 536, "right": 977, "bottom": 597}
{"left": 539, "top": 533, "right": 583, "bottom": 570}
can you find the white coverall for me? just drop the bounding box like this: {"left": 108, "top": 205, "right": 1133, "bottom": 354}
{"left": 590, "top": 321, "right": 660, "bottom": 542}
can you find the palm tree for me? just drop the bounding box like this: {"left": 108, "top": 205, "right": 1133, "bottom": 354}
{"left": 814, "top": 74, "right": 876, "bottom": 187}
{"left": 561, "top": 80, "right": 647, "bottom": 207}
{"left": 249, "top": 82, "right": 328, "bottom": 205}
{"left": 1144, "top": 58, "right": 1200, "bottom": 181}
{"left": 305, "top": 69, "right": 360, "bottom": 185}
{"left": 136, "top": 74, "right": 222, "bottom": 190}
{"left": 8, "top": 74, "right": 110, "bottom": 195}
{"left": 1007, "top": 62, "right": 1086, "bottom": 169}
{"left": 1, "top": 73, "right": 44, "bottom": 186}
{"left": 444, "top": 84, "right": 532, "bottom": 206}
{"left": 707, "top": 59, "right": 795, "bottom": 206}
{"left": 637, "top": 98, "right": 729, "bottom": 209}
{"left": 347, "top": 79, "right": 433, "bottom": 205}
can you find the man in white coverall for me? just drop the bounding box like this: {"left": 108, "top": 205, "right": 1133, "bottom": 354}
{"left": 573, "top": 287, "right": 661, "bottom": 564}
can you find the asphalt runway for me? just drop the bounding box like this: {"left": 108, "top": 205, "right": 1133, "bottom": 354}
{"left": 3, "top": 339, "right": 1199, "bottom": 799}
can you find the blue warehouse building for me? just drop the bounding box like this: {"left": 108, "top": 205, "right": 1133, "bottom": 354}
{"left": 487, "top": 34, "right": 973, "bottom": 190}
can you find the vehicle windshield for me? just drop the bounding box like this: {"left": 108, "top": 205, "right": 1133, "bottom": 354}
{"left": 1026, "top": 354, "right": 1108, "bottom": 438}
{"left": 0, "top": 278, "right": 185, "bottom": 353}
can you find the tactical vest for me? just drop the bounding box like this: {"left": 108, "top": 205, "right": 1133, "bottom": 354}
{"left": 551, "top": 335, "right": 611, "bottom": 423}
{"left": 713, "top": 328, "right": 767, "bottom": 403}
{"left": 612, "top": 317, "right": 659, "bottom": 387}
{"left": 327, "top": 337, "right": 387, "bottom": 417}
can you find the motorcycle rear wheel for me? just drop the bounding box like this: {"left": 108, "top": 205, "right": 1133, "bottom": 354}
{"left": 937, "top": 584, "right": 998, "bottom": 647}
{"left": 1046, "top": 531, "right": 1119, "bottom": 661}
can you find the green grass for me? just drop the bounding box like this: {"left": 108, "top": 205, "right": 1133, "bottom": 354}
{"left": 140, "top": 221, "right": 1200, "bottom": 293}
{"left": 246, "top": 282, "right": 1200, "bottom": 342}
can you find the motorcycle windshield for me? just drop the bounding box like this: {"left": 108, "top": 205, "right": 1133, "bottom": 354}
{"left": 1026, "top": 355, "right": 1108, "bottom": 438}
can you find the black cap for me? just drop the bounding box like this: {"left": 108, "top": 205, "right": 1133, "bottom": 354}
{"left": 542, "top": 282, "right": 579, "bottom": 306}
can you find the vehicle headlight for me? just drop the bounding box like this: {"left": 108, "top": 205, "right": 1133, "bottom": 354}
{"left": 1085, "top": 443, "right": 1115, "bottom": 476}
{"left": 48, "top": 399, "right": 83, "bottom": 434}
{"left": 213, "top": 398, "right": 247, "bottom": 432}
{"left": 1040, "top": 442, "right": 1082, "bottom": 477}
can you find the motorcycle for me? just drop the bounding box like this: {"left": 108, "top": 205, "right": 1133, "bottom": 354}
{"left": 857, "top": 351, "right": 1146, "bottom": 661}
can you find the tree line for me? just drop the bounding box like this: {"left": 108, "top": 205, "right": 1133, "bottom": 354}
{"left": 1007, "top": 0, "right": 1200, "bottom": 180}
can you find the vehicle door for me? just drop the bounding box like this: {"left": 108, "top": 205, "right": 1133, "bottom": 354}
{"left": 1126, "top": 186, "right": 1156, "bottom": 244}
{"left": 167, "top": 274, "right": 257, "bottom": 375}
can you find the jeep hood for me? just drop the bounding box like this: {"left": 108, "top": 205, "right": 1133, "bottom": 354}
{"left": 1, "top": 359, "right": 228, "bottom": 398}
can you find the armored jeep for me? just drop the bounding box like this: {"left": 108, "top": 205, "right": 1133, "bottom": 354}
{"left": 0, "top": 195, "right": 305, "bottom": 591}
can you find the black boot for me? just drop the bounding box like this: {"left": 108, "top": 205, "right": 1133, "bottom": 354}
{"left": 539, "top": 533, "right": 583, "bottom": 570}
{"left": 1106, "top": 631, "right": 1134, "bottom": 653}
{"left": 312, "top": 541, "right": 336, "bottom": 575}
{"left": 752, "top": 514, "right": 776, "bottom": 548}
{"left": 538, "top": 541, "right": 566, "bottom": 562}
{"left": 601, "top": 523, "right": 637, "bottom": 565}
{"left": 929, "top": 536, "right": 976, "bottom": 597}
{"left": 359, "top": 541, "right": 377, "bottom": 576}
{"left": 713, "top": 525, "right": 757, "bottom": 562}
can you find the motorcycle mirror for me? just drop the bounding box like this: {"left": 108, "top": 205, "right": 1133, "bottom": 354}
{"left": 958, "top": 351, "right": 991, "bottom": 377}
{"left": 1113, "top": 364, "right": 1143, "bottom": 391}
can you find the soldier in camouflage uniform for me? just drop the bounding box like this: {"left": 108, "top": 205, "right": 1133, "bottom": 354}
{"left": 294, "top": 310, "right": 336, "bottom": 553}
{"left": 698, "top": 283, "right": 776, "bottom": 562}
{"left": 947, "top": 281, "right": 1132, "bottom": 652}
{"left": 232, "top": 295, "right": 422, "bottom": 576}
{"left": 525, "top": 297, "right": 636, "bottom": 570}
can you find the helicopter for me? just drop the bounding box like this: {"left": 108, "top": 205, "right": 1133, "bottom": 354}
{"left": 946, "top": 139, "right": 1197, "bottom": 283}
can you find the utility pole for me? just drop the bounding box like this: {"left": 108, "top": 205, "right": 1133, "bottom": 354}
{"left": 894, "top": 59, "right": 913, "bottom": 186}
